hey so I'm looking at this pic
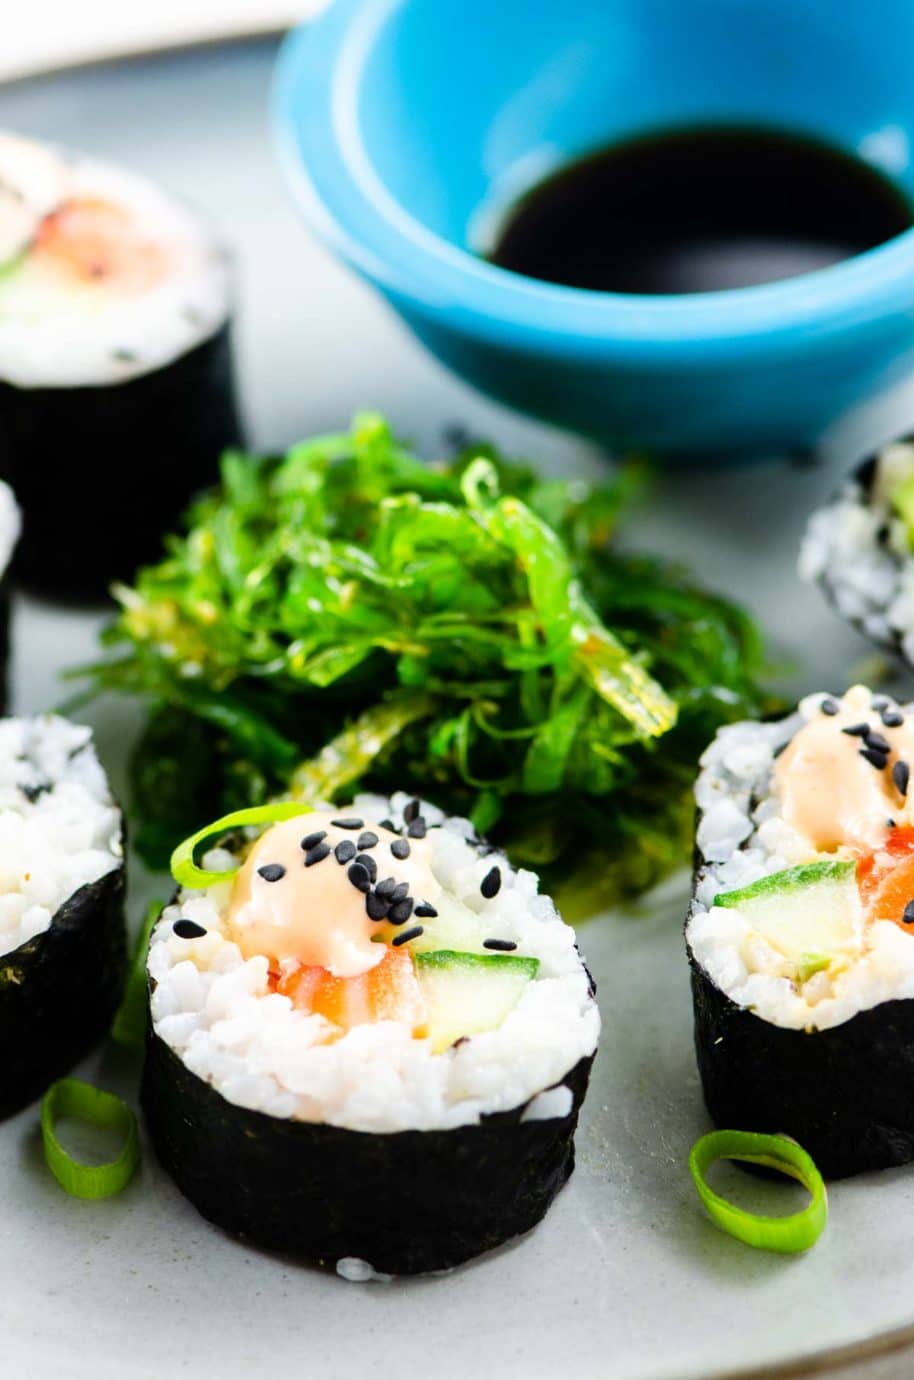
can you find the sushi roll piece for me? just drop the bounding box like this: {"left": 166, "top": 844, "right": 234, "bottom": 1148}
{"left": 0, "top": 131, "right": 241, "bottom": 600}
{"left": 800, "top": 437, "right": 914, "bottom": 664}
{"left": 0, "top": 715, "right": 125, "bottom": 1116}
{"left": 143, "top": 793, "right": 599, "bottom": 1274}
{"left": 687, "top": 683, "right": 914, "bottom": 1178}
{"left": 0, "top": 481, "right": 20, "bottom": 714}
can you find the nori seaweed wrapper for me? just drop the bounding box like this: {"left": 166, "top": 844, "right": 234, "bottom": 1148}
{"left": 689, "top": 942, "right": 914, "bottom": 1179}
{"left": 0, "top": 573, "right": 12, "bottom": 716}
{"left": 143, "top": 1023, "right": 595, "bottom": 1274}
{"left": 0, "top": 859, "right": 126, "bottom": 1118}
{"left": 0, "top": 323, "right": 242, "bottom": 602}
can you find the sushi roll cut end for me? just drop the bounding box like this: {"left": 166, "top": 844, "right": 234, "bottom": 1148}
{"left": 143, "top": 795, "right": 599, "bottom": 1273}
{"left": 687, "top": 684, "right": 914, "bottom": 1176}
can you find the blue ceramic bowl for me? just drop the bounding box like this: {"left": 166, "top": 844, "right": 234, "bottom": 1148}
{"left": 274, "top": 0, "right": 914, "bottom": 457}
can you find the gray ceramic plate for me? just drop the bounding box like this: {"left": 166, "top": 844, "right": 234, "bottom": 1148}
{"left": 3, "top": 38, "right": 914, "bottom": 1380}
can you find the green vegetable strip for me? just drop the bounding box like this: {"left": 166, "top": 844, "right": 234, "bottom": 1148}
{"left": 689, "top": 1130, "right": 827, "bottom": 1253}
{"left": 111, "top": 898, "right": 164, "bottom": 1052}
{"left": 291, "top": 692, "right": 436, "bottom": 801}
{"left": 40, "top": 1079, "right": 140, "bottom": 1200}
{"left": 171, "top": 801, "right": 315, "bottom": 888}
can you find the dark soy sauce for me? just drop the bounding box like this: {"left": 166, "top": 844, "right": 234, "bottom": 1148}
{"left": 488, "top": 126, "right": 914, "bottom": 295}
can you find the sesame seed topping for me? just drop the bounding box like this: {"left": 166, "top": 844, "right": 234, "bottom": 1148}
{"left": 390, "top": 881, "right": 409, "bottom": 902}
{"left": 305, "top": 842, "right": 331, "bottom": 867}
{"left": 883, "top": 709, "right": 905, "bottom": 728}
{"left": 347, "top": 862, "right": 371, "bottom": 893}
{"left": 301, "top": 830, "right": 327, "bottom": 851}
{"left": 407, "top": 817, "right": 427, "bottom": 839}
{"left": 842, "top": 723, "right": 870, "bottom": 738}
{"left": 860, "top": 746, "right": 889, "bottom": 771}
{"left": 872, "top": 696, "right": 890, "bottom": 711}
{"left": 820, "top": 697, "right": 840, "bottom": 716}
{"left": 894, "top": 761, "right": 910, "bottom": 798}
{"left": 391, "top": 839, "right": 411, "bottom": 860}
{"left": 392, "top": 925, "right": 424, "bottom": 947}
{"left": 483, "top": 938, "right": 517, "bottom": 952}
{"left": 480, "top": 866, "right": 502, "bottom": 899}
{"left": 389, "top": 898, "right": 415, "bottom": 925}
{"left": 414, "top": 902, "right": 438, "bottom": 918}
{"left": 357, "top": 831, "right": 379, "bottom": 850}
{"left": 334, "top": 839, "right": 357, "bottom": 864}
{"left": 173, "top": 919, "right": 207, "bottom": 939}
{"left": 332, "top": 817, "right": 364, "bottom": 830}
{"left": 378, "top": 819, "right": 395, "bottom": 832}
{"left": 903, "top": 901, "right": 914, "bottom": 925}
{"left": 865, "top": 730, "right": 891, "bottom": 754}
{"left": 356, "top": 853, "right": 378, "bottom": 882}
{"left": 403, "top": 799, "right": 421, "bottom": 824}
{"left": 366, "top": 893, "right": 390, "bottom": 921}
{"left": 257, "top": 864, "right": 286, "bottom": 883}
{"left": 375, "top": 877, "right": 397, "bottom": 899}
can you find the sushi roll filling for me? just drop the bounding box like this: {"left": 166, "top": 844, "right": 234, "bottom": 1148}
{"left": 149, "top": 793, "right": 599, "bottom": 1132}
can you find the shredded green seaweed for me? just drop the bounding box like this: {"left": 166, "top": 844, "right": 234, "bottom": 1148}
{"left": 78, "top": 414, "right": 770, "bottom": 901}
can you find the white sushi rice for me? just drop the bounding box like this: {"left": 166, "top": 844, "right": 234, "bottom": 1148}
{"left": 0, "top": 131, "right": 230, "bottom": 388}
{"left": 0, "top": 481, "right": 21, "bottom": 577}
{"left": 799, "top": 440, "right": 914, "bottom": 662}
{"left": 149, "top": 792, "right": 600, "bottom": 1134}
{"left": 686, "top": 690, "right": 914, "bottom": 1031}
{"left": 0, "top": 715, "right": 122, "bottom": 959}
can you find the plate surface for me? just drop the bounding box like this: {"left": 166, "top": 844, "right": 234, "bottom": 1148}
{"left": 2, "top": 39, "right": 914, "bottom": 1380}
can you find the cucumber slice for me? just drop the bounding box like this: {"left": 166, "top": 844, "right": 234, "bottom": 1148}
{"left": 415, "top": 950, "right": 539, "bottom": 1053}
{"left": 713, "top": 860, "right": 862, "bottom": 971}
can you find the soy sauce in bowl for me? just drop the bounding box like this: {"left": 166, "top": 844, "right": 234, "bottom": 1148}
{"left": 488, "top": 126, "right": 914, "bottom": 295}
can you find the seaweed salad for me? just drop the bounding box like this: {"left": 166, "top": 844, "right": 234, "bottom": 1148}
{"left": 82, "top": 414, "right": 768, "bottom": 899}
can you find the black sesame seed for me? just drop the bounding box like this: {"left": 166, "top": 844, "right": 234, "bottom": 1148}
{"left": 483, "top": 938, "right": 518, "bottom": 952}
{"left": 894, "top": 760, "right": 910, "bottom": 798}
{"left": 257, "top": 863, "right": 286, "bottom": 883}
{"left": 414, "top": 903, "right": 438, "bottom": 919}
{"left": 480, "top": 866, "right": 502, "bottom": 899}
{"left": 903, "top": 901, "right": 914, "bottom": 925}
{"left": 173, "top": 919, "right": 207, "bottom": 939}
{"left": 357, "top": 831, "right": 378, "bottom": 851}
{"left": 407, "top": 817, "right": 427, "bottom": 839}
{"left": 860, "top": 746, "right": 890, "bottom": 770}
{"left": 392, "top": 925, "right": 424, "bottom": 947}
{"left": 21, "top": 782, "right": 50, "bottom": 803}
{"left": 865, "top": 730, "right": 892, "bottom": 754}
{"left": 842, "top": 723, "right": 871, "bottom": 738}
{"left": 889, "top": 818, "right": 898, "bottom": 829}
{"left": 820, "top": 697, "right": 840, "bottom": 716}
{"left": 301, "top": 830, "right": 327, "bottom": 851}
{"left": 389, "top": 898, "right": 415, "bottom": 925}
{"left": 347, "top": 862, "right": 371, "bottom": 893}
{"left": 872, "top": 696, "right": 890, "bottom": 711}
{"left": 305, "top": 842, "right": 331, "bottom": 866}
{"left": 366, "top": 892, "right": 390, "bottom": 921}
{"left": 391, "top": 838, "right": 411, "bottom": 860}
{"left": 332, "top": 817, "right": 364, "bottom": 830}
{"left": 379, "top": 819, "right": 395, "bottom": 832}
{"left": 403, "top": 799, "right": 421, "bottom": 824}
{"left": 390, "top": 881, "right": 410, "bottom": 902}
{"left": 877, "top": 523, "right": 891, "bottom": 546}
{"left": 375, "top": 877, "right": 397, "bottom": 899}
{"left": 334, "top": 839, "right": 357, "bottom": 864}
{"left": 356, "top": 853, "right": 378, "bottom": 882}
{"left": 883, "top": 709, "right": 905, "bottom": 728}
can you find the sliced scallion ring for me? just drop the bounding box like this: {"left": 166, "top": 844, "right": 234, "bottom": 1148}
{"left": 111, "top": 897, "right": 163, "bottom": 1051}
{"left": 41, "top": 1079, "right": 140, "bottom": 1200}
{"left": 170, "top": 801, "right": 315, "bottom": 889}
{"left": 689, "top": 1129, "right": 827, "bottom": 1253}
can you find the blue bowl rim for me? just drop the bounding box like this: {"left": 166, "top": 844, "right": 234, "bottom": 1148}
{"left": 272, "top": 0, "right": 914, "bottom": 364}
